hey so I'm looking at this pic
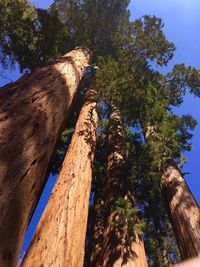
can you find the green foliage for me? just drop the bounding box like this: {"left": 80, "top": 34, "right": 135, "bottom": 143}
{"left": 111, "top": 197, "right": 145, "bottom": 240}
{"left": 166, "top": 64, "right": 200, "bottom": 105}
{"left": 142, "top": 113, "right": 197, "bottom": 169}
{"left": 51, "top": 0, "right": 130, "bottom": 58}
{"left": 51, "top": 127, "right": 74, "bottom": 175}
{"left": 29, "top": 8, "right": 71, "bottom": 69}
{"left": 114, "top": 15, "right": 175, "bottom": 66}
{"left": 0, "top": 0, "right": 37, "bottom": 69}
{"left": 94, "top": 13, "right": 177, "bottom": 120}
{"left": 92, "top": 117, "right": 109, "bottom": 200}
{"left": 2, "top": 0, "right": 200, "bottom": 265}
{"left": 0, "top": 0, "right": 71, "bottom": 71}
{"left": 95, "top": 56, "right": 157, "bottom": 122}
{"left": 134, "top": 141, "right": 181, "bottom": 266}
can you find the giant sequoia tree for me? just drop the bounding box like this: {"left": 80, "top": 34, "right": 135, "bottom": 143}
{"left": 100, "top": 106, "right": 147, "bottom": 267}
{"left": 1, "top": 0, "right": 200, "bottom": 266}
{"left": 21, "top": 88, "right": 98, "bottom": 267}
{"left": 161, "top": 161, "right": 200, "bottom": 259}
{"left": 0, "top": 47, "right": 90, "bottom": 267}
{"left": 139, "top": 64, "right": 200, "bottom": 260}
{"left": 94, "top": 16, "right": 200, "bottom": 264}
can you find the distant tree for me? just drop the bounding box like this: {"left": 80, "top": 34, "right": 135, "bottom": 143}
{"left": 140, "top": 67, "right": 200, "bottom": 260}
{"left": 99, "top": 106, "right": 148, "bottom": 267}
{"left": 1, "top": 0, "right": 200, "bottom": 265}
{"left": 94, "top": 14, "right": 200, "bottom": 262}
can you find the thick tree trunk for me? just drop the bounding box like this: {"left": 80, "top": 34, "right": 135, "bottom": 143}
{"left": 0, "top": 47, "right": 91, "bottom": 267}
{"left": 161, "top": 161, "right": 200, "bottom": 259}
{"left": 100, "top": 106, "right": 148, "bottom": 267}
{"left": 144, "top": 125, "right": 200, "bottom": 260}
{"left": 21, "top": 88, "right": 98, "bottom": 267}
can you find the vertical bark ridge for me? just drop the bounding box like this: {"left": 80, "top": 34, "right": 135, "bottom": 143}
{"left": 161, "top": 161, "right": 200, "bottom": 259}
{"left": 21, "top": 88, "right": 98, "bottom": 267}
{"left": 100, "top": 106, "right": 148, "bottom": 267}
{"left": 88, "top": 200, "right": 104, "bottom": 267}
{"left": 144, "top": 124, "right": 200, "bottom": 260}
{"left": 0, "top": 47, "right": 91, "bottom": 267}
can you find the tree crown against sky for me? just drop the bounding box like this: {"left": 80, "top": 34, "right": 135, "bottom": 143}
{"left": 0, "top": 0, "right": 200, "bottom": 265}
{"left": 0, "top": 0, "right": 71, "bottom": 70}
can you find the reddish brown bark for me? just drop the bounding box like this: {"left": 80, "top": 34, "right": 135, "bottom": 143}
{"left": 88, "top": 202, "right": 104, "bottom": 267}
{"left": 21, "top": 88, "right": 98, "bottom": 267}
{"left": 0, "top": 47, "right": 91, "bottom": 267}
{"left": 145, "top": 125, "right": 200, "bottom": 260}
{"left": 100, "top": 106, "right": 148, "bottom": 267}
{"left": 161, "top": 161, "right": 200, "bottom": 260}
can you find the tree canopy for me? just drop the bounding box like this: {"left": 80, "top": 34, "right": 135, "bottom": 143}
{"left": 1, "top": 0, "right": 200, "bottom": 265}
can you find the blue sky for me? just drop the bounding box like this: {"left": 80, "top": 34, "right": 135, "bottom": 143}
{"left": 0, "top": 0, "right": 199, "bottom": 260}
{"left": 130, "top": 0, "right": 200, "bottom": 206}
{"left": 29, "top": 0, "right": 200, "bottom": 202}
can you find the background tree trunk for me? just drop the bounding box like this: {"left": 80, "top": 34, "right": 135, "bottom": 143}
{"left": 100, "top": 106, "right": 148, "bottom": 267}
{"left": 21, "top": 88, "right": 98, "bottom": 267}
{"left": 0, "top": 47, "right": 91, "bottom": 267}
{"left": 145, "top": 124, "right": 200, "bottom": 260}
{"left": 87, "top": 200, "right": 104, "bottom": 267}
{"left": 161, "top": 161, "right": 200, "bottom": 259}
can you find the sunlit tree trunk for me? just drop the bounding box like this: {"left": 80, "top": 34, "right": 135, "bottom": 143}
{"left": 21, "top": 88, "right": 98, "bottom": 267}
{"left": 100, "top": 106, "right": 148, "bottom": 267}
{"left": 161, "top": 161, "right": 200, "bottom": 259}
{"left": 0, "top": 47, "right": 91, "bottom": 267}
{"left": 145, "top": 125, "right": 200, "bottom": 260}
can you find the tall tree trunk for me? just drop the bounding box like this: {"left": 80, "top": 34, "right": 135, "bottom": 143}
{"left": 145, "top": 125, "right": 200, "bottom": 260}
{"left": 0, "top": 47, "right": 91, "bottom": 267}
{"left": 21, "top": 88, "right": 98, "bottom": 267}
{"left": 161, "top": 161, "right": 200, "bottom": 259}
{"left": 87, "top": 199, "right": 104, "bottom": 267}
{"left": 100, "top": 106, "right": 148, "bottom": 267}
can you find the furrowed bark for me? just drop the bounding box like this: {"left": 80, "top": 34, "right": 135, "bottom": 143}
{"left": 87, "top": 200, "right": 104, "bottom": 267}
{"left": 21, "top": 88, "right": 98, "bottom": 267}
{"left": 0, "top": 47, "right": 91, "bottom": 267}
{"left": 100, "top": 106, "right": 148, "bottom": 267}
{"left": 145, "top": 125, "right": 200, "bottom": 260}
{"left": 161, "top": 161, "right": 200, "bottom": 259}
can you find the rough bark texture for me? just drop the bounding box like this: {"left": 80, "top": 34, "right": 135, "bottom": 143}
{"left": 88, "top": 201, "right": 104, "bottom": 267}
{"left": 144, "top": 124, "right": 200, "bottom": 260}
{"left": 161, "top": 161, "right": 200, "bottom": 260}
{"left": 21, "top": 88, "right": 98, "bottom": 267}
{"left": 0, "top": 47, "right": 91, "bottom": 267}
{"left": 99, "top": 106, "right": 148, "bottom": 267}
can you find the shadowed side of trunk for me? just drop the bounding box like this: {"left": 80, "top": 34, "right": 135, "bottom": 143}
{"left": 145, "top": 124, "right": 200, "bottom": 260}
{"left": 0, "top": 47, "right": 91, "bottom": 267}
{"left": 21, "top": 88, "right": 98, "bottom": 267}
{"left": 87, "top": 199, "right": 104, "bottom": 267}
{"left": 101, "top": 106, "right": 148, "bottom": 267}
{"left": 161, "top": 161, "right": 200, "bottom": 259}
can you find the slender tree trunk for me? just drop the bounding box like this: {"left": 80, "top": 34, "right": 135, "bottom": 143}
{"left": 161, "top": 161, "right": 200, "bottom": 259}
{"left": 21, "top": 88, "right": 98, "bottom": 267}
{"left": 144, "top": 125, "right": 200, "bottom": 260}
{"left": 0, "top": 47, "right": 91, "bottom": 267}
{"left": 100, "top": 106, "right": 148, "bottom": 267}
